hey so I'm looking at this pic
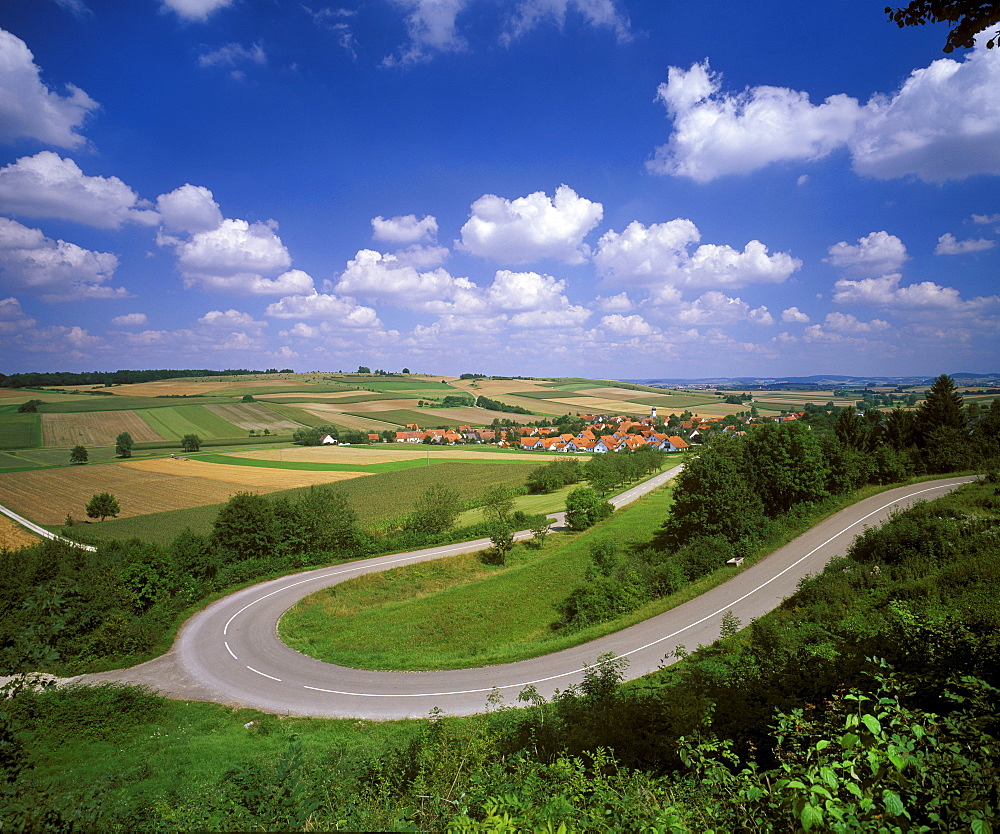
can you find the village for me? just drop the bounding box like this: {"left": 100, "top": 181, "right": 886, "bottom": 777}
{"left": 317, "top": 405, "right": 812, "bottom": 454}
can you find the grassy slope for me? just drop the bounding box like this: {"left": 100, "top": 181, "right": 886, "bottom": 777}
{"left": 0, "top": 413, "right": 40, "bottom": 449}
{"left": 279, "top": 483, "right": 673, "bottom": 670}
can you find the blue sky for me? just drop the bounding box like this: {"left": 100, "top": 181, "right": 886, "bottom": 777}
{"left": 0, "top": 0, "right": 997, "bottom": 379}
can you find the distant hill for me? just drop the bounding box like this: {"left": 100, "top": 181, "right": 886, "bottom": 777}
{"left": 627, "top": 373, "right": 1000, "bottom": 389}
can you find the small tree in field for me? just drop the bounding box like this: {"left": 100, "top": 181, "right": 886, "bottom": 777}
{"left": 86, "top": 492, "right": 120, "bottom": 521}
{"left": 181, "top": 433, "right": 201, "bottom": 452}
{"left": 485, "top": 522, "right": 515, "bottom": 565}
{"left": 69, "top": 445, "right": 88, "bottom": 465}
{"left": 115, "top": 431, "right": 133, "bottom": 458}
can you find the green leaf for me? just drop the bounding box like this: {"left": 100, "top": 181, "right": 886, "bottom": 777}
{"left": 861, "top": 714, "right": 882, "bottom": 735}
{"left": 883, "top": 789, "right": 905, "bottom": 819}
{"left": 820, "top": 766, "right": 839, "bottom": 788}
{"left": 801, "top": 803, "right": 824, "bottom": 831}
{"left": 816, "top": 739, "right": 831, "bottom": 751}
{"left": 840, "top": 732, "right": 859, "bottom": 750}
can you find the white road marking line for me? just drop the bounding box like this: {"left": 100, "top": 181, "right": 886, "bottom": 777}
{"left": 225, "top": 641, "right": 237, "bottom": 660}
{"left": 246, "top": 666, "right": 281, "bottom": 681}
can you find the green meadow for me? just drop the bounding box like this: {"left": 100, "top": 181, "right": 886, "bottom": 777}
{"left": 137, "top": 405, "right": 244, "bottom": 440}
{"left": 0, "top": 413, "right": 40, "bottom": 449}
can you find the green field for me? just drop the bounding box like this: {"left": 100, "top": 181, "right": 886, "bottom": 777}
{"left": 279, "top": 482, "right": 676, "bottom": 670}
{"left": 137, "top": 405, "right": 244, "bottom": 440}
{"left": 0, "top": 413, "right": 40, "bottom": 449}
{"left": 36, "top": 396, "right": 235, "bottom": 413}
{"left": 348, "top": 408, "right": 467, "bottom": 427}
{"left": 355, "top": 379, "right": 457, "bottom": 393}
{"left": 77, "top": 459, "right": 541, "bottom": 543}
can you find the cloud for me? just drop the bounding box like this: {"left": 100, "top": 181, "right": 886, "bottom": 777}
{"left": 0, "top": 152, "right": 157, "bottom": 229}
{"left": 458, "top": 185, "right": 603, "bottom": 264}
{"left": 599, "top": 313, "right": 656, "bottom": 336}
{"left": 198, "top": 308, "right": 266, "bottom": 329}
{"left": 833, "top": 272, "right": 1000, "bottom": 312}
{"left": 825, "top": 231, "right": 908, "bottom": 275}
{"left": 382, "top": 0, "right": 469, "bottom": 67}
{"left": 111, "top": 312, "right": 147, "bottom": 326}
{"left": 972, "top": 213, "right": 1000, "bottom": 224}
{"left": 0, "top": 296, "right": 36, "bottom": 334}
{"left": 265, "top": 291, "right": 381, "bottom": 327}
{"left": 305, "top": 6, "right": 358, "bottom": 58}
{"left": 851, "top": 44, "right": 1000, "bottom": 181}
{"left": 371, "top": 213, "right": 438, "bottom": 243}
{"left": 822, "top": 311, "right": 891, "bottom": 333}
{"left": 333, "top": 248, "right": 468, "bottom": 305}
{"left": 0, "top": 29, "right": 99, "bottom": 149}
{"left": 156, "top": 184, "right": 223, "bottom": 234}
{"left": 0, "top": 217, "right": 127, "bottom": 302}
{"left": 648, "top": 59, "right": 862, "bottom": 182}
{"left": 503, "top": 0, "right": 631, "bottom": 45}
{"left": 198, "top": 42, "right": 267, "bottom": 77}
{"left": 664, "top": 290, "right": 771, "bottom": 326}
{"left": 781, "top": 306, "right": 810, "bottom": 323}
{"left": 53, "top": 0, "right": 94, "bottom": 19}
{"left": 934, "top": 232, "right": 995, "bottom": 255}
{"left": 651, "top": 43, "right": 1000, "bottom": 183}
{"left": 160, "top": 217, "right": 312, "bottom": 295}
{"left": 593, "top": 218, "right": 800, "bottom": 291}
{"left": 595, "top": 291, "right": 633, "bottom": 312}
{"left": 160, "top": 0, "right": 232, "bottom": 21}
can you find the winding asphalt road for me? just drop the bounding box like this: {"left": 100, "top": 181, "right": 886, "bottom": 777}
{"left": 81, "top": 472, "right": 975, "bottom": 719}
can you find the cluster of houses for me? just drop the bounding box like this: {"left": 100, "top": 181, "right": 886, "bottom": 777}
{"left": 318, "top": 408, "right": 811, "bottom": 453}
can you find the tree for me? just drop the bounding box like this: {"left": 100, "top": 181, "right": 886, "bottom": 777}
{"left": 406, "top": 483, "right": 462, "bottom": 536}
{"left": 357, "top": 365, "right": 371, "bottom": 374}
{"left": 484, "top": 522, "right": 515, "bottom": 565}
{"left": 886, "top": 0, "right": 1000, "bottom": 51}
{"left": 115, "top": 431, "right": 133, "bottom": 458}
{"left": 402, "top": 367, "right": 410, "bottom": 374}
{"left": 481, "top": 484, "right": 516, "bottom": 525}
{"left": 241, "top": 394, "right": 255, "bottom": 403}
{"left": 916, "top": 374, "right": 965, "bottom": 445}
{"left": 85, "top": 492, "right": 120, "bottom": 522}
{"left": 744, "top": 421, "right": 830, "bottom": 516}
{"left": 16, "top": 399, "right": 41, "bottom": 413}
{"left": 69, "top": 445, "right": 88, "bottom": 465}
{"left": 181, "top": 433, "right": 201, "bottom": 452}
{"left": 565, "top": 486, "right": 614, "bottom": 531}
{"left": 212, "top": 491, "right": 278, "bottom": 560}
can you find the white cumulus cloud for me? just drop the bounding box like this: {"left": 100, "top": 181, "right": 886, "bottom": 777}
{"left": 458, "top": 184, "right": 603, "bottom": 265}
{"left": 265, "top": 291, "right": 381, "bottom": 327}
{"left": 934, "top": 233, "right": 995, "bottom": 255}
{"left": 333, "top": 248, "right": 468, "bottom": 305}
{"left": 0, "top": 217, "right": 126, "bottom": 302}
{"left": 111, "top": 312, "right": 148, "bottom": 326}
{"left": 833, "top": 272, "right": 1000, "bottom": 312}
{"left": 156, "top": 184, "right": 223, "bottom": 234}
{"left": 0, "top": 152, "right": 157, "bottom": 229}
{"left": 599, "top": 313, "right": 655, "bottom": 336}
{"left": 825, "top": 231, "right": 908, "bottom": 275}
{"left": 651, "top": 43, "right": 1000, "bottom": 183}
{"left": 372, "top": 214, "right": 438, "bottom": 243}
{"left": 383, "top": 0, "right": 469, "bottom": 67}
{"left": 781, "top": 306, "right": 810, "bottom": 323}
{"left": 503, "top": 0, "right": 631, "bottom": 45}
{"left": 0, "top": 28, "right": 99, "bottom": 149}
{"left": 594, "top": 218, "right": 800, "bottom": 291}
{"left": 160, "top": 0, "right": 232, "bottom": 21}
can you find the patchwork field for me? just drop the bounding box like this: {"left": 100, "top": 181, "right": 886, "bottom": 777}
{"left": 204, "top": 403, "right": 304, "bottom": 432}
{"left": 0, "top": 414, "right": 40, "bottom": 449}
{"left": 0, "top": 457, "right": 370, "bottom": 525}
{"left": 136, "top": 405, "right": 246, "bottom": 440}
{"left": 226, "top": 446, "right": 562, "bottom": 465}
{"left": 291, "top": 403, "right": 402, "bottom": 431}
{"left": 123, "top": 458, "right": 369, "bottom": 488}
{"left": 40, "top": 410, "right": 164, "bottom": 447}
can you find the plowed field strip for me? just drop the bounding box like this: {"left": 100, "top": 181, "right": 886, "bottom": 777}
{"left": 123, "top": 458, "right": 369, "bottom": 488}
{"left": 293, "top": 404, "right": 400, "bottom": 431}
{"left": 40, "top": 411, "right": 164, "bottom": 446}
{"left": 205, "top": 403, "right": 303, "bottom": 431}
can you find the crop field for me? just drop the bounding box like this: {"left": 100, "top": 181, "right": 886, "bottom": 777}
{"left": 102, "top": 375, "right": 323, "bottom": 398}
{"left": 0, "top": 464, "right": 259, "bottom": 525}
{"left": 227, "top": 446, "right": 562, "bottom": 465}
{"left": 137, "top": 405, "right": 244, "bottom": 440}
{"left": 204, "top": 403, "right": 304, "bottom": 432}
{"left": 347, "top": 408, "right": 467, "bottom": 427}
{"left": 0, "top": 414, "right": 40, "bottom": 449}
{"left": 40, "top": 410, "right": 164, "bottom": 447}
{"left": 78, "top": 459, "right": 541, "bottom": 543}
{"left": 0, "top": 514, "right": 39, "bottom": 549}
{"left": 123, "top": 458, "right": 369, "bottom": 488}
{"left": 291, "top": 403, "right": 400, "bottom": 431}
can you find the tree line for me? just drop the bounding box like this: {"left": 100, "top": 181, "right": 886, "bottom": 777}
{"left": 0, "top": 368, "right": 294, "bottom": 389}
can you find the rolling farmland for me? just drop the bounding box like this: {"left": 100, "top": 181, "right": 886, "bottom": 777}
{"left": 40, "top": 410, "right": 164, "bottom": 446}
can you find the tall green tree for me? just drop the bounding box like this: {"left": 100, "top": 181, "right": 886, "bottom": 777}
{"left": 405, "top": 483, "right": 462, "bottom": 536}
{"left": 181, "top": 434, "right": 201, "bottom": 452}
{"left": 565, "top": 487, "right": 613, "bottom": 531}
{"left": 115, "top": 431, "right": 133, "bottom": 458}
{"left": 745, "top": 421, "right": 829, "bottom": 516}
{"left": 212, "top": 492, "right": 278, "bottom": 560}
{"left": 85, "top": 493, "right": 120, "bottom": 522}
{"left": 917, "top": 374, "right": 965, "bottom": 439}
{"left": 69, "top": 445, "right": 88, "bottom": 465}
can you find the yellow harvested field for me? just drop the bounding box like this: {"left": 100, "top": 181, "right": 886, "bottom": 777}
{"left": 0, "top": 465, "right": 249, "bottom": 524}
{"left": 228, "top": 447, "right": 562, "bottom": 464}
{"left": 335, "top": 398, "right": 420, "bottom": 412}
{"left": 0, "top": 515, "right": 39, "bottom": 549}
{"left": 256, "top": 391, "right": 365, "bottom": 400}
{"left": 547, "top": 396, "right": 653, "bottom": 413}
{"left": 104, "top": 376, "right": 313, "bottom": 397}
{"left": 41, "top": 411, "right": 164, "bottom": 446}
{"left": 426, "top": 405, "right": 537, "bottom": 424}
{"left": 123, "top": 458, "right": 369, "bottom": 488}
